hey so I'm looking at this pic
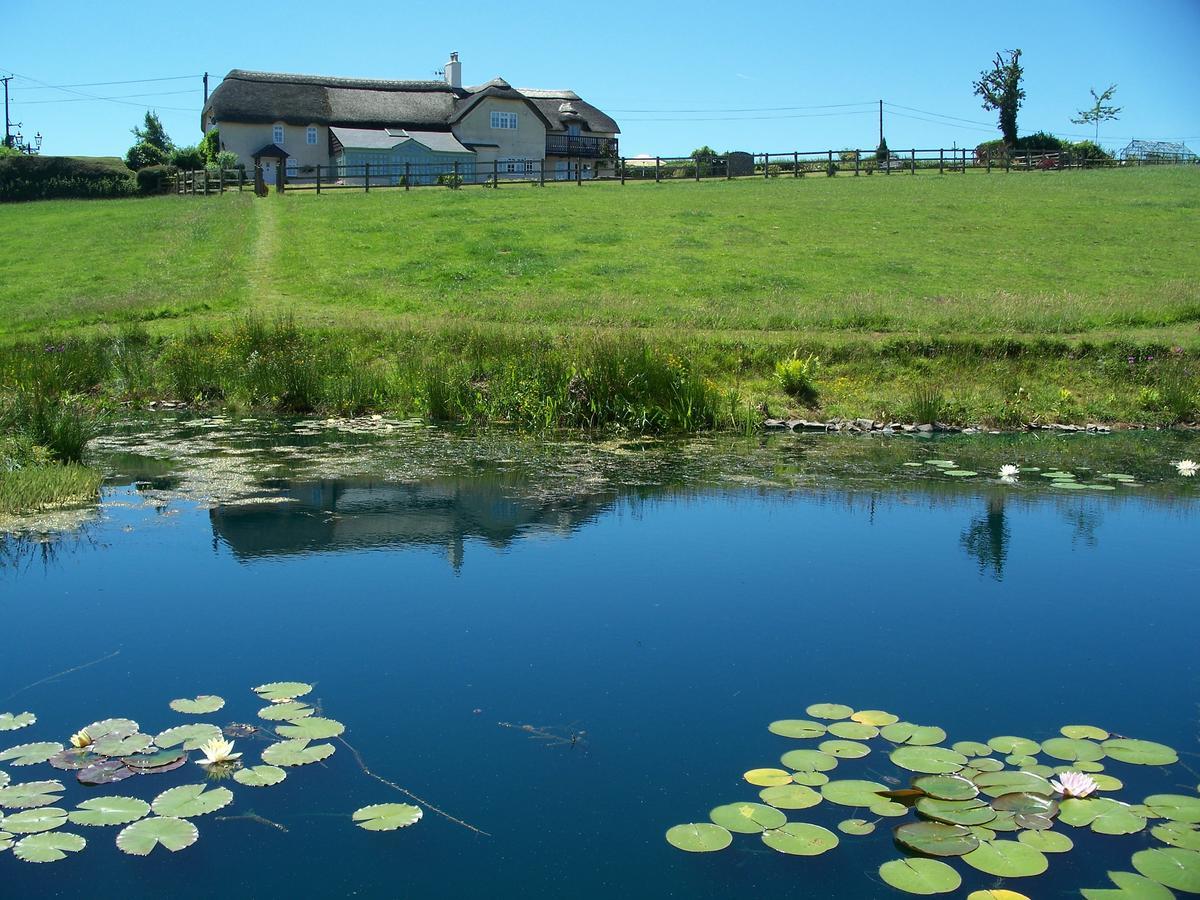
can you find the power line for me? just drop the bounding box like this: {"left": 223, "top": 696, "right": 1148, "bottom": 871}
{"left": 0, "top": 68, "right": 199, "bottom": 112}
{"left": 14, "top": 89, "right": 201, "bottom": 105}
{"left": 11, "top": 74, "right": 201, "bottom": 90}
{"left": 618, "top": 110, "right": 874, "bottom": 123}
{"left": 608, "top": 101, "right": 875, "bottom": 114}
{"left": 884, "top": 110, "right": 998, "bottom": 133}
{"left": 884, "top": 102, "right": 995, "bottom": 128}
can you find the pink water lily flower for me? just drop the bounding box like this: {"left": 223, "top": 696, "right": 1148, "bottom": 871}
{"left": 1050, "top": 771, "right": 1098, "bottom": 798}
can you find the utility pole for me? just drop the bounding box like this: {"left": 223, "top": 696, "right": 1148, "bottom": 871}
{"left": 878, "top": 99, "right": 883, "bottom": 148}
{"left": 203, "top": 72, "right": 209, "bottom": 104}
{"left": 2, "top": 76, "right": 12, "bottom": 148}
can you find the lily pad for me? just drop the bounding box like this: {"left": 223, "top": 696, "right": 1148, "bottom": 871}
{"left": 970, "top": 757, "right": 1005, "bottom": 772}
{"left": 828, "top": 721, "right": 879, "bottom": 740}
{"left": 838, "top": 818, "right": 875, "bottom": 835}
{"left": 913, "top": 775, "right": 978, "bottom": 801}
{"left": 819, "top": 739, "right": 870, "bottom": 759}
{"left": 80, "top": 719, "right": 138, "bottom": 742}
{"left": 966, "top": 893, "right": 1032, "bottom": 900}
{"left": 116, "top": 816, "right": 198, "bottom": 856}
{"left": 665, "top": 823, "right": 731, "bottom": 852}
{"left": 882, "top": 723, "right": 948, "bottom": 746}
{"left": 261, "top": 738, "right": 335, "bottom": 767}
{"left": 3, "top": 807, "right": 67, "bottom": 833}
{"left": 1017, "top": 829, "right": 1073, "bottom": 853}
{"left": 1131, "top": 847, "right": 1200, "bottom": 893}
{"left": 0, "top": 832, "right": 12, "bottom": 851}
{"left": 872, "top": 800, "right": 911, "bottom": 818}
{"left": 987, "top": 736, "right": 1040, "bottom": 756}
{"left": 0, "top": 713, "right": 36, "bottom": 732}
{"left": 1015, "top": 813, "right": 1054, "bottom": 831}
{"left": 821, "top": 779, "right": 889, "bottom": 807}
{"left": 961, "top": 839, "right": 1049, "bottom": 877}
{"left": 12, "top": 831, "right": 85, "bottom": 863}
{"left": 0, "top": 742, "right": 63, "bottom": 767}
{"left": 758, "top": 784, "right": 821, "bottom": 810}
{"left": 851, "top": 710, "right": 899, "bottom": 726}
{"left": 952, "top": 741, "right": 992, "bottom": 757}
{"left": 93, "top": 733, "right": 153, "bottom": 757}
{"left": 169, "top": 695, "right": 225, "bottom": 715}
{"left": 1143, "top": 795, "right": 1200, "bottom": 824}
{"left": 973, "top": 771, "right": 1054, "bottom": 797}
{"left": 1081, "top": 871, "right": 1175, "bottom": 900}
{"left": 234, "top": 765, "right": 287, "bottom": 788}
{"left": 709, "top": 802, "right": 786, "bottom": 833}
{"left": 891, "top": 745, "right": 967, "bottom": 775}
{"left": 895, "top": 820, "right": 980, "bottom": 856}
{"left": 151, "top": 784, "right": 233, "bottom": 818}
{"left": 1103, "top": 739, "right": 1178, "bottom": 766}
{"left": 743, "top": 767, "right": 793, "bottom": 787}
{"left": 122, "top": 749, "right": 188, "bottom": 773}
{"left": 991, "top": 792, "right": 1059, "bottom": 817}
{"left": 780, "top": 749, "right": 838, "bottom": 772}
{"left": 790, "top": 771, "right": 830, "bottom": 787}
{"left": 0, "top": 780, "right": 64, "bottom": 809}
{"left": 77, "top": 760, "right": 136, "bottom": 786}
{"left": 805, "top": 703, "right": 853, "bottom": 720}
{"left": 253, "top": 681, "right": 313, "bottom": 701}
{"left": 154, "top": 724, "right": 222, "bottom": 750}
{"left": 878, "top": 858, "right": 962, "bottom": 895}
{"left": 945, "top": 470, "right": 978, "bottom": 477}
{"left": 258, "top": 701, "right": 316, "bottom": 722}
{"left": 352, "top": 803, "right": 423, "bottom": 832}
{"left": 1153, "top": 822, "right": 1200, "bottom": 851}
{"left": 47, "top": 748, "right": 101, "bottom": 771}
{"left": 916, "top": 797, "right": 997, "bottom": 826}
{"left": 761, "top": 822, "right": 839, "bottom": 855}
{"left": 275, "top": 716, "right": 345, "bottom": 740}
{"left": 1062, "top": 725, "right": 1109, "bottom": 741}
{"left": 1041, "top": 737, "right": 1105, "bottom": 762}
{"left": 1059, "top": 797, "right": 1146, "bottom": 835}
{"left": 68, "top": 796, "right": 151, "bottom": 827}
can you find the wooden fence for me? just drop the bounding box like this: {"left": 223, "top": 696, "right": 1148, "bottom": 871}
{"left": 169, "top": 147, "right": 1197, "bottom": 197}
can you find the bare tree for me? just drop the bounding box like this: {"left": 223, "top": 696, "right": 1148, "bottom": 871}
{"left": 1071, "top": 84, "right": 1121, "bottom": 142}
{"left": 973, "top": 49, "right": 1025, "bottom": 147}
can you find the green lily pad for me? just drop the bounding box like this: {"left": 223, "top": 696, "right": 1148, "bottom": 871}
{"left": 990, "top": 792, "right": 1059, "bottom": 817}
{"left": 895, "top": 820, "right": 980, "bottom": 856}
{"left": 987, "top": 736, "right": 1040, "bottom": 755}
{"left": 1041, "top": 737, "right": 1105, "bottom": 762}
{"left": 828, "top": 721, "right": 879, "bottom": 740}
{"left": 821, "top": 779, "right": 889, "bottom": 807}
{"left": 259, "top": 702, "right": 316, "bottom": 722}
{"left": 819, "top": 739, "right": 870, "bottom": 759}
{"left": 68, "top": 796, "right": 151, "bottom": 827}
{"left": 790, "top": 771, "right": 830, "bottom": 787}
{"left": 151, "top": 784, "right": 233, "bottom": 818}
{"left": 1059, "top": 797, "right": 1147, "bottom": 834}
{"left": 1081, "top": 870, "right": 1175, "bottom": 900}
{"left": 0, "top": 780, "right": 64, "bottom": 809}
{"left": 838, "top": 818, "right": 875, "bottom": 835}
{"left": 914, "top": 775, "right": 978, "bottom": 801}
{"left": 851, "top": 710, "right": 899, "bottom": 726}
{"left": 121, "top": 749, "right": 188, "bottom": 772}
{"left": 1103, "top": 739, "right": 1178, "bottom": 766}
{"left": 1088, "top": 773, "right": 1123, "bottom": 791}
{"left": 1017, "top": 829, "right": 1074, "bottom": 853}
{"left": 234, "top": 765, "right": 287, "bottom": 788}
{"left": 945, "top": 470, "right": 978, "bottom": 477}
{"left": 758, "top": 784, "right": 821, "bottom": 810}
{"left": 1074, "top": 760, "right": 1106, "bottom": 773}
{"left": 275, "top": 716, "right": 345, "bottom": 740}
{"left": 926, "top": 460, "right": 957, "bottom": 467}
{"left": 154, "top": 724, "right": 222, "bottom": 750}
{"left": 261, "top": 738, "right": 335, "bottom": 767}
{"left": 0, "top": 770, "right": 8, "bottom": 788}
{"left": 1131, "top": 847, "right": 1200, "bottom": 893}
{"left": 916, "top": 797, "right": 997, "bottom": 826}
{"left": 805, "top": 703, "right": 853, "bottom": 720}
{"left": 254, "top": 681, "right": 313, "bottom": 701}
{"left": 961, "top": 839, "right": 1049, "bottom": 877}
{"left": 169, "top": 695, "right": 225, "bottom": 715}
{"left": 973, "top": 771, "right": 1054, "bottom": 797}
{"left": 93, "top": 733, "right": 153, "bottom": 757}
{"left": 767, "top": 718, "right": 828, "bottom": 740}
{"left": 1062, "top": 725, "right": 1109, "bottom": 740}
{"left": 780, "top": 749, "right": 838, "bottom": 772}
{"left": 1006, "top": 754, "right": 1039, "bottom": 768}
{"left": 709, "top": 802, "right": 786, "bottom": 833}
{"left": 882, "top": 723, "right": 948, "bottom": 746}
{"left": 3, "top": 807, "right": 67, "bottom": 833}
{"left": 891, "top": 745, "right": 967, "bottom": 775}
{"left": 1015, "top": 813, "right": 1055, "bottom": 831}
{"left": 665, "top": 823, "right": 731, "bottom": 852}
{"left": 116, "top": 816, "right": 198, "bottom": 856}
{"left": 872, "top": 800, "right": 911, "bottom": 818}
{"left": 12, "top": 831, "right": 85, "bottom": 863}
{"left": 0, "top": 831, "right": 12, "bottom": 850}
{"left": 878, "top": 858, "right": 962, "bottom": 895}
{"left": 952, "top": 741, "right": 992, "bottom": 757}
{"left": 761, "top": 822, "right": 839, "bottom": 856}
{"left": 0, "top": 713, "right": 36, "bottom": 732}
{"left": 970, "top": 757, "right": 1005, "bottom": 772}
{"left": 0, "top": 742, "right": 63, "bottom": 767}
{"left": 1143, "top": 795, "right": 1200, "bottom": 824}
{"left": 1153, "top": 822, "right": 1200, "bottom": 851}
{"left": 985, "top": 811, "right": 1020, "bottom": 832}
{"left": 352, "top": 803, "right": 423, "bottom": 831}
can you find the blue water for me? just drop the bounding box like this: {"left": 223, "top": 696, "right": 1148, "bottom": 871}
{"left": 2, "top": 427, "right": 1198, "bottom": 898}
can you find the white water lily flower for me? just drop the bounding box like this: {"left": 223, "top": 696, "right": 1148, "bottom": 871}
{"left": 1050, "top": 770, "right": 1098, "bottom": 799}
{"left": 70, "top": 729, "right": 92, "bottom": 749}
{"left": 195, "top": 737, "right": 242, "bottom": 767}
{"left": 1175, "top": 459, "right": 1197, "bottom": 477}
{"left": 999, "top": 464, "right": 1020, "bottom": 480}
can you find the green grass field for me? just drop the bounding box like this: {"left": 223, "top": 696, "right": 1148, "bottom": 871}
{"left": 0, "top": 167, "right": 1197, "bottom": 428}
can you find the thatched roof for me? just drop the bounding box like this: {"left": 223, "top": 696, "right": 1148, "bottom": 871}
{"left": 204, "top": 69, "right": 619, "bottom": 136}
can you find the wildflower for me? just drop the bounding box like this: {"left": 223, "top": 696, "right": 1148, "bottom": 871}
{"left": 195, "top": 737, "right": 242, "bottom": 767}
{"left": 1050, "top": 771, "right": 1099, "bottom": 799}
{"left": 70, "top": 729, "right": 92, "bottom": 749}
{"left": 1174, "top": 459, "right": 1197, "bottom": 477}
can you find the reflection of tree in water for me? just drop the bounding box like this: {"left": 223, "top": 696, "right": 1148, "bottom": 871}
{"left": 1063, "top": 506, "right": 1102, "bottom": 549}
{"left": 0, "top": 527, "right": 96, "bottom": 578}
{"left": 960, "top": 495, "right": 1009, "bottom": 580}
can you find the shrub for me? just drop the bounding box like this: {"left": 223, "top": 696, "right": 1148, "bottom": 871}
{"left": 125, "top": 141, "right": 168, "bottom": 170}
{"left": 1, "top": 392, "right": 97, "bottom": 464}
{"left": 0, "top": 155, "right": 136, "bottom": 202}
{"left": 875, "top": 138, "right": 889, "bottom": 161}
{"left": 906, "top": 386, "right": 947, "bottom": 425}
{"left": 214, "top": 150, "right": 240, "bottom": 171}
{"left": 436, "top": 172, "right": 463, "bottom": 188}
{"left": 774, "top": 353, "right": 820, "bottom": 402}
{"left": 136, "top": 164, "right": 177, "bottom": 194}
{"left": 169, "top": 145, "right": 206, "bottom": 170}
{"left": 200, "top": 128, "right": 220, "bottom": 165}
{"left": 1066, "top": 140, "right": 1112, "bottom": 162}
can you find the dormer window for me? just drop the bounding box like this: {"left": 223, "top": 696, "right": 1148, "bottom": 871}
{"left": 490, "top": 111, "right": 518, "bottom": 130}
{"left": 567, "top": 123, "right": 581, "bottom": 136}
{"left": 273, "top": 124, "right": 284, "bottom": 144}
{"left": 306, "top": 126, "right": 318, "bottom": 145}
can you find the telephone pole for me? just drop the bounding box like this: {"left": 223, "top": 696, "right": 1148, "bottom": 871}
{"left": 878, "top": 99, "right": 884, "bottom": 148}
{"left": 2, "top": 76, "right": 13, "bottom": 148}
{"left": 203, "top": 72, "right": 209, "bottom": 104}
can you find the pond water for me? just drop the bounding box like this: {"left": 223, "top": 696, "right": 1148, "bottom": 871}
{"left": 2, "top": 418, "right": 1198, "bottom": 898}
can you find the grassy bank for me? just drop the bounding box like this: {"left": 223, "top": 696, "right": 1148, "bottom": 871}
{"left": 0, "top": 394, "right": 102, "bottom": 516}
{"left": 0, "top": 463, "right": 103, "bottom": 516}
{"left": 0, "top": 167, "right": 1196, "bottom": 430}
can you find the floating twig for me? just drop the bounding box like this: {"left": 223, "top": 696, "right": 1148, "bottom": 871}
{"left": 498, "top": 720, "right": 588, "bottom": 749}
{"left": 216, "top": 810, "right": 288, "bottom": 833}
{"left": 1, "top": 648, "right": 121, "bottom": 704}
{"left": 336, "top": 736, "right": 489, "bottom": 837}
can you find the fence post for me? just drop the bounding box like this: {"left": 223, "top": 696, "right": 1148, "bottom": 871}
{"left": 203, "top": 169, "right": 209, "bottom": 196}
{"left": 620, "top": 157, "right": 626, "bottom": 185}
{"left": 655, "top": 156, "right": 660, "bottom": 183}
{"left": 695, "top": 157, "right": 701, "bottom": 181}
{"left": 238, "top": 168, "right": 244, "bottom": 191}
{"left": 763, "top": 153, "right": 769, "bottom": 179}
{"left": 539, "top": 160, "right": 545, "bottom": 187}
{"left": 795, "top": 151, "right": 800, "bottom": 177}
{"left": 854, "top": 151, "right": 860, "bottom": 176}
{"left": 218, "top": 168, "right": 225, "bottom": 193}
{"left": 453, "top": 160, "right": 460, "bottom": 188}
{"left": 315, "top": 165, "right": 321, "bottom": 195}
{"left": 576, "top": 160, "right": 582, "bottom": 185}
{"left": 364, "top": 162, "right": 370, "bottom": 192}
{"left": 1025, "top": 150, "right": 1031, "bottom": 171}
{"left": 493, "top": 159, "right": 499, "bottom": 187}
{"left": 910, "top": 149, "right": 915, "bottom": 174}
{"left": 939, "top": 149, "right": 944, "bottom": 174}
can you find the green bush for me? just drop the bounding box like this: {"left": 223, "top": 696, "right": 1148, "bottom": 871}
{"left": 1, "top": 392, "right": 97, "bottom": 463}
{"left": 125, "top": 141, "right": 168, "bottom": 170}
{"left": 136, "top": 164, "right": 177, "bottom": 194}
{"left": 1065, "top": 140, "right": 1112, "bottom": 162}
{"left": 0, "top": 155, "right": 136, "bottom": 202}
{"left": 214, "top": 150, "right": 240, "bottom": 171}
{"left": 905, "top": 386, "right": 948, "bottom": 425}
{"left": 169, "top": 145, "right": 205, "bottom": 170}
{"left": 200, "top": 128, "right": 220, "bottom": 165}
{"left": 774, "top": 353, "right": 820, "bottom": 402}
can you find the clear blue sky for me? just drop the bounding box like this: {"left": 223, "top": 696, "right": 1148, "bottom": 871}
{"left": 3, "top": 0, "right": 1198, "bottom": 158}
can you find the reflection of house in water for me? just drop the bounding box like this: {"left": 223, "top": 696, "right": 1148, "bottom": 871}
{"left": 208, "top": 477, "right": 617, "bottom": 570}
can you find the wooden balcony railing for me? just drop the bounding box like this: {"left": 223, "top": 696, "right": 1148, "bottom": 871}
{"left": 545, "top": 134, "right": 618, "bottom": 158}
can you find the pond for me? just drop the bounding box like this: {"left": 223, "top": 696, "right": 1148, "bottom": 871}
{"left": 2, "top": 417, "right": 1198, "bottom": 898}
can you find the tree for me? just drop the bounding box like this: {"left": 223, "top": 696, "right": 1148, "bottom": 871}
{"left": 125, "top": 141, "right": 168, "bottom": 171}
{"left": 1071, "top": 84, "right": 1121, "bottom": 142}
{"left": 200, "top": 128, "right": 220, "bottom": 165}
{"left": 130, "top": 111, "right": 173, "bottom": 154}
{"left": 973, "top": 49, "right": 1025, "bottom": 147}
{"left": 875, "top": 137, "right": 889, "bottom": 161}
{"left": 689, "top": 145, "right": 717, "bottom": 161}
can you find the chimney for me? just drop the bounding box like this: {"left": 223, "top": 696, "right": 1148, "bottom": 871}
{"left": 444, "top": 52, "right": 461, "bottom": 88}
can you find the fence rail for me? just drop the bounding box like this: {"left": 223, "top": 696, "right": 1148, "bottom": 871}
{"left": 169, "top": 147, "right": 1197, "bottom": 198}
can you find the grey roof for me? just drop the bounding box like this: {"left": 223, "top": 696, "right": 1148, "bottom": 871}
{"left": 204, "top": 68, "right": 618, "bottom": 136}
{"left": 330, "top": 126, "right": 472, "bottom": 154}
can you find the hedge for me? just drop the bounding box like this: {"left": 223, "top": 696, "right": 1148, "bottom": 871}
{"left": 0, "top": 155, "right": 137, "bottom": 202}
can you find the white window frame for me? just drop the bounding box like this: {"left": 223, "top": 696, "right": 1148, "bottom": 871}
{"left": 273, "top": 124, "right": 284, "bottom": 145}
{"left": 306, "top": 126, "right": 318, "bottom": 145}
{"left": 490, "top": 111, "right": 518, "bottom": 130}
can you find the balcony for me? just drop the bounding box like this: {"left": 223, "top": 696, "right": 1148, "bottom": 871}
{"left": 545, "top": 134, "right": 618, "bottom": 159}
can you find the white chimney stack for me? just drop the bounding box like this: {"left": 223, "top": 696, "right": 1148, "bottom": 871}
{"left": 445, "top": 52, "right": 461, "bottom": 88}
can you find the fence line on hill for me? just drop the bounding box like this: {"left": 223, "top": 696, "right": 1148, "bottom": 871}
{"left": 164, "top": 147, "right": 1198, "bottom": 197}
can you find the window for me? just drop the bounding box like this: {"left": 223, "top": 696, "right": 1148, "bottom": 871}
{"left": 286, "top": 159, "right": 297, "bottom": 176}
{"left": 566, "top": 123, "right": 581, "bottom": 137}
{"left": 490, "top": 111, "right": 518, "bottom": 130}
{"left": 306, "top": 126, "right": 318, "bottom": 145}
{"left": 273, "top": 124, "right": 284, "bottom": 145}
{"left": 501, "top": 159, "right": 535, "bottom": 174}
